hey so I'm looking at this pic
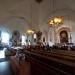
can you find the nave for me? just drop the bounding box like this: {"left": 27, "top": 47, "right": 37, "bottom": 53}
{"left": 0, "top": 0, "right": 75, "bottom": 75}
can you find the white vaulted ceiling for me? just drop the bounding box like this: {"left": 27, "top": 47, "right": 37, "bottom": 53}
{"left": 0, "top": 0, "right": 75, "bottom": 32}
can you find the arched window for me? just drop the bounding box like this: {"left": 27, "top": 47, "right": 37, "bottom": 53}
{"left": 21, "top": 35, "right": 27, "bottom": 45}
{"left": 1, "top": 31, "right": 10, "bottom": 45}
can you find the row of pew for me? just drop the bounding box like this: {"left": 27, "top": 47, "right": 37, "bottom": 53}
{"left": 24, "top": 47, "right": 75, "bottom": 75}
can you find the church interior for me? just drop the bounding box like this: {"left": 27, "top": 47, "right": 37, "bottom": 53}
{"left": 0, "top": 0, "right": 75, "bottom": 75}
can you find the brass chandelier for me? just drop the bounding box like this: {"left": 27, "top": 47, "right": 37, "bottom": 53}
{"left": 48, "top": 16, "right": 64, "bottom": 28}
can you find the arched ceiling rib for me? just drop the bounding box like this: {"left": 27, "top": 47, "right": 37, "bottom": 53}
{"left": 0, "top": 0, "right": 75, "bottom": 32}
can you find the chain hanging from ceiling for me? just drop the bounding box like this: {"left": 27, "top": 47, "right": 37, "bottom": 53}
{"left": 35, "top": 0, "right": 43, "bottom": 4}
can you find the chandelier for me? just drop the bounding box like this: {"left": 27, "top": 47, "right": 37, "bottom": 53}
{"left": 48, "top": 16, "right": 64, "bottom": 28}
{"left": 26, "top": 29, "right": 34, "bottom": 34}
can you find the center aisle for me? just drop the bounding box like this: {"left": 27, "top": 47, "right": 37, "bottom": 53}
{"left": 0, "top": 59, "right": 15, "bottom": 75}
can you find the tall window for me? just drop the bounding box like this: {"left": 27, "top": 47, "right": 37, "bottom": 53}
{"left": 1, "top": 31, "right": 10, "bottom": 45}
{"left": 33, "top": 34, "right": 37, "bottom": 39}
{"left": 21, "top": 35, "right": 26, "bottom": 45}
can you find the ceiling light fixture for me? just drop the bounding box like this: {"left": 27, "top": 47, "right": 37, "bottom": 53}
{"left": 48, "top": 16, "right": 64, "bottom": 28}
{"left": 27, "top": 29, "right": 34, "bottom": 34}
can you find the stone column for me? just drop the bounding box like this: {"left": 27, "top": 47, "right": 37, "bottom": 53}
{"left": 36, "top": 31, "right": 42, "bottom": 45}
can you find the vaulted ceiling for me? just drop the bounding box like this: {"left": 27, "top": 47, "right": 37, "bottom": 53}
{"left": 0, "top": 0, "right": 75, "bottom": 32}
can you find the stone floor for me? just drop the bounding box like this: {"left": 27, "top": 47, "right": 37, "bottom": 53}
{"left": 0, "top": 59, "right": 15, "bottom": 75}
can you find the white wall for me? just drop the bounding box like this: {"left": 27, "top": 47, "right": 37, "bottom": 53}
{"left": 0, "top": 0, "right": 75, "bottom": 44}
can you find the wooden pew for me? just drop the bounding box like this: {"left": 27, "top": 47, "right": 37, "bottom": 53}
{"left": 25, "top": 49, "right": 75, "bottom": 75}
{"left": 9, "top": 56, "right": 20, "bottom": 75}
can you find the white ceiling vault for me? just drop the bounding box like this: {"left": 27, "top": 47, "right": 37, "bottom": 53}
{"left": 0, "top": 0, "right": 75, "bottom": 32}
